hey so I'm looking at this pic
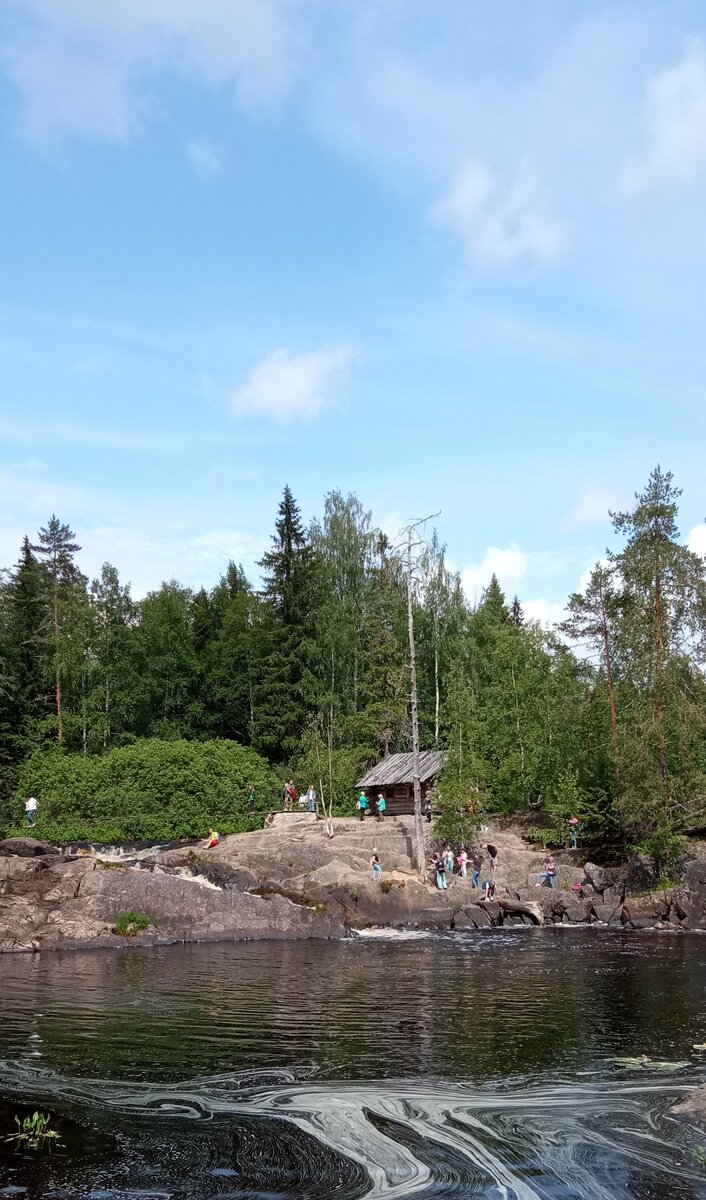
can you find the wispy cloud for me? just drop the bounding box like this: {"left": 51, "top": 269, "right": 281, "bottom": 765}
{"left": 565, "top": 487, "right": 623, "bottom": 530}
{"left": 185, "top": 138, "right": 224, "bottom": 179}
{"left": 431, "top": 160, "right": 567, "bottom": 268}
{"left": 2, "top": 0, "right": 299, "bottom": 145}
{"left": 229, "top": 345, "right": 357, "bottom": 420}
{"left": 623, "top": 40, "right": 706, "bottom": 195}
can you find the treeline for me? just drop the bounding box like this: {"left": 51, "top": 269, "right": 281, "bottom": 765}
{"left": 1, "top": 469, "right": 705, "bottom": 860}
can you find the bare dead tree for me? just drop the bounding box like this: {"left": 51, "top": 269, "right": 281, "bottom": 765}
{"left": 394, "top": 513, "right": 440, "bottom": 878}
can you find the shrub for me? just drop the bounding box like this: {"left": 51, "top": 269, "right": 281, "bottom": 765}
{"left": 115, "top": 912, "right": 150, "bottom": 937}
{"left": 9, "top": 739, "right": 280, "bottom": 843}
{"left": 380, "top": 879, "right": 392, "bottom": 894}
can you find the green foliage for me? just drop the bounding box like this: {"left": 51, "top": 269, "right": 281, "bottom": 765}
{"left": 7, "top": 1112, "right": 60, "bottom": 1150}
{"left": 10, "top": 739, "right": 279, "bottom": 842}
{"left": 524, "top": 826, "right": 564, "bottom": 847}
{"left": 1, "top": 468, "right": 706, "bottom": 868}
{"left": 115, "top": 911, "right": 150, "bottom": 936}
{"left": 253, "top": 487, "right": 322, "bottom": 762}
{"left": 294, "top": 715, "right": 371, "bottom": 815}
{"left": 380, "top": 879, "right": 392, "bottom": 894}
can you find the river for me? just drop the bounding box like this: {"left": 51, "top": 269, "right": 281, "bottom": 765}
{"left": 1, "top": 928, "right": 706, "bottom": 1198}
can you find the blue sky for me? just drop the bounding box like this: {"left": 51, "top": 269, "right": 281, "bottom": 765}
{"left": 1, "top": 1, "right": 706, "bottom": 620}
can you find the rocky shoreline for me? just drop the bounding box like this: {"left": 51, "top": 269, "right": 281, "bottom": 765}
{"left": 2, "top": 815, "right": 706, "bottom": 953}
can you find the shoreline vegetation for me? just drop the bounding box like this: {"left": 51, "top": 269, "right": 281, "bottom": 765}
{"left": 1, "top": 466, "right": 705, "bottom": 883}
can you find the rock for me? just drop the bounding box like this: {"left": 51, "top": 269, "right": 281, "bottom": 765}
{"left": 0, "top": 837, "right": 59, "bottom": 858}
{"left": 669, "top": 1084, "right": 706, "bottom": 1128}
{"left": 591, "top": 901, "right": 623, "bottom": 925}
{"left": 454, "top": 905, "right": 493, "bottom": 929}
{"left": 561, "top": 901, "right": 592, "bottom": 923}
{"left": 603, "top": 885, "right": 625, "bottom": 907}
{"left": 583, "top": 861, "right": 619, "bottom": 892}
{"left": 621, "top": 895, "right": 669, "bottom": 929}
{"left": 625, "top": 853, "right": 659, "bottom": 892}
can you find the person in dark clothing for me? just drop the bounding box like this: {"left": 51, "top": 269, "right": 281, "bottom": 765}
{"left": 470, "top": 850, "right": 483, "bottom": 889}
{"left": 484, "top": 843, "right": 498, "bottom": 873}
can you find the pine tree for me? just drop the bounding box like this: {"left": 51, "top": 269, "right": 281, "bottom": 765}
{"left": 609, "top": 467, "right": 706, "bottom": 848}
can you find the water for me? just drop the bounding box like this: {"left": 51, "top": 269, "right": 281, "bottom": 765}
{"left": 1, "top": 929, "right": 706, "bottom": 1198}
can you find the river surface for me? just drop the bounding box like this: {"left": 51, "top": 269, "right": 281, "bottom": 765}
{"left": 1, "top": 929, "right": 706, "bottom": 1198}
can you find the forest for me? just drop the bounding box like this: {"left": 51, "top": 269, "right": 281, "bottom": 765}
{"left": 1, "top": 466, "right": 705, "bottom": 865}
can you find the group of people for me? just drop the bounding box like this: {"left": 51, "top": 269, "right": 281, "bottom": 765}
{"left": 282, "top": 780, "right": 319, "bottom": 813}
{"left": 429, "top": 842, "right": 498, "bottom": 898}
{"left": 356, "top": 791, "right": 387, "bottom": 821}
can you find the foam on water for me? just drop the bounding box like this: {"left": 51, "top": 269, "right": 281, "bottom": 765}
{"left": 1, "top": 1059, "right": 705, "bottom": 1199}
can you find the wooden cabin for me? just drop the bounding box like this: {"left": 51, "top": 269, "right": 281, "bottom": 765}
{"left": 357, "top": 751, "right": 443, "bottom": 817}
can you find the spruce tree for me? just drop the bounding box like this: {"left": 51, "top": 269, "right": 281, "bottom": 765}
{"left": 252, "top": 487, "right": 320, "bottom": 762}
{"left": 30, "top": 517, "right": 84, "bottom": 743}
{"left": 8, "top": 536, "right": 50, "bottom": 741}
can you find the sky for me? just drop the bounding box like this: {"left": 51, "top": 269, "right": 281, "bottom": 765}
{"left": 1, "top": 0, "right": 706, "bottom": 623}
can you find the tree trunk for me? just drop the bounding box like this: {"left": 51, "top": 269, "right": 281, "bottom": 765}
{"left": 598, "top": 581, "right": 618, "bottom": 735}
{"left": 52, "top": 577, "right": 63, "bottom": 744}
{"left": 654, "top": 559, "right": 667, "bottom": 784}
{"left": 434, "top": 640, "right": 440, "bottom": 746}
{"left": 406, "top": 533, "right": 426, "bottom": 877}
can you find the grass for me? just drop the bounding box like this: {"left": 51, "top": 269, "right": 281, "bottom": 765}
{"left": 115, "top": 911, "right": 150, "bottom": 937}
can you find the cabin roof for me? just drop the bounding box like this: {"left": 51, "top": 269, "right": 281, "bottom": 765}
{"left": 357, "top": 751, "right": 444, "bottom": 788}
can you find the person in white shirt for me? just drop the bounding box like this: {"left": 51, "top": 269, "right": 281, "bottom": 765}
{"left": 25, "top": 796, "right": 38, "bottom": 827}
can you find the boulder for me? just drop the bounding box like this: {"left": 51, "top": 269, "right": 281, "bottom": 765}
{"left": 621, "top": 894, "right": 669, "bottom": 929}
{"left": 561, "top": 901, "right": 592, "bottom": 923}
{"left": 0, "top": 837, "right": 59, "bottom": 858}
{"left": 625, "top": 853, "right": 659, "bottom": 892}
{"left": 591, "top": 901, "right": 624, "bottom": 925}
{"left": 669, "top": 1085, "right": 706, "bottom": 1129}
{"left": 583, "top": 861, "right": 619, "bottom": 893}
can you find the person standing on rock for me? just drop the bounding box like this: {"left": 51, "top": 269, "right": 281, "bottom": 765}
{"left": 431, "top": 851, "right": 447, "bottom": 890}
{"left": 25, "top": 796, "right": 38, "bottom": 827}
{"left": 484, "top": 843, "right": 498, "bottom": 874}
{"left": 370, "top": 849, "right": 382, "bottom": 881}
{"left": 470, "top": 849, "right": 483, "bottom": 888}
{"left": 443, "top": 845, "right": 455, "bottom": 876}
{"left": 376, "top": 793, "right": 386, "bottom": 821}
{"left": 457, "top": 847, "right": 468, "bottom": 878}
{"left": 568, "top": 817, "right": 579, "bottom": 849}
{"left": 357, "top": 791, "right": 368, "bottom": 822}
{"left": 248, "top": 785, "right": 256, "bottom": 812}
{"left": 306, "top": 785, "right": 317, "bottom": 813}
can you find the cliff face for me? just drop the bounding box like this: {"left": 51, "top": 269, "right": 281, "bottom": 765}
{"left": 2, "top": 815, "right": 706, "bottom": 953}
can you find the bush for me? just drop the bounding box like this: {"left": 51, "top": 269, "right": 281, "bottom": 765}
{"left": 115, "top": 912, "right": 150, "bottom": 937}
{"left": 8, "top": 739, "right": 280, "bottom": 843}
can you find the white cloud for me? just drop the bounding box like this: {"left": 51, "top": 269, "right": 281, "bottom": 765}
{"left": 461, "top": 543, "right": 528, "bottom": 604}
{"left": 623, "top": 41, "right": 706, "bottom": 195}
{"left": 431, "top": 159, "right": 567, "bottom": 268}
{"left": 185, "top": 138, "right": 224, "bottom": 179}
{"left": 229, "top": 345, "right": 356, "bottom": 420}
{"left": 688, "top": 523, "right": 706, "bottom": 559}
{"left": 565, "top": 487, "right": 622, "bottom": 530}
{"left": 522, "top": 598, "right": 567, "bottom": 628}
{"left": 2, "top": 0, "right": 298, "bottom": 145}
